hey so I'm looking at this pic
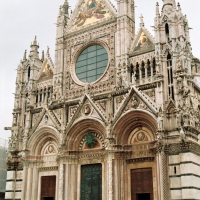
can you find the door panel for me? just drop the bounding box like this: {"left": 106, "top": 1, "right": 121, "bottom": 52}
{"left": 81, "top": 164, "right": 102, "bottom": 200}
{"left": 131, "top": 168, "right": 153, "bottom": 200}
{"left": 41, "top": 176, "right": 56, "bottom": 200}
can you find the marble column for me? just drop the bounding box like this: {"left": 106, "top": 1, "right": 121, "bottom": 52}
{"left": 32, "top": 167, "right": 38, "bottom": 200}
{"left": 107, "top": 153, "right": 113, "bottom": 200}
{"left": 21, "top": 167, "right": 27, "bottom": 200}
{"left": 58, "top": 163, "right": 64, "bottom": 200}
{"left": 157, "top": 149, "right": 169, "bottom": 200}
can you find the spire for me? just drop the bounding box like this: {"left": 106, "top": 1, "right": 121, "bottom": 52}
{"left": 162, "top": 0, "right": 173, "bottom": 11}
{"left": 172, "top": 0, "right": 176, "bottom": 9}
{"left": 23, "top": 50, "right": 27, "bottom": 61}
{"left": 156, "top": 2, "right": 160, "bottom": 16}
{"left": 63, "top": 0, "right": 69, "bottom": 15}
{"left": 46, "top": 46, "right": 50, "bottom": 57}
{"left": 41, "top": 50, "right": 44, "bottom": 62}
{"left": 29, "top": 36, "right": 39, "bottom": 59}
{"left": 139, "top": 14, "right": 145, "bottom": 27}
{"left": 177, "top": 2, "right": 181, "bottom": 12}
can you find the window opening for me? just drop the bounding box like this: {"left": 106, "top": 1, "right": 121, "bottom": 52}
{"left": 36, "top": 90, "right": 38, "bottom": 103}
{"left": 135, "top": 63, "right": 140, "bottom": 80}
{"left": 147, "top": 60, "right": 151, "bottom": 77}
{"left": 28, "top": 66, "right": 31, "bottom": 79}
{"left": 39, "top": 89, "right": 43, "bottom": 102}
{"left": 153, "top": 58, "right": 156, "bottom": 75}
{"left": 165, "top": 23, "right": 170, "bottom": 41}
{"left": 141, "top": 62, "right": 145, "bottom": 78}
{"left": 174, "top": 166, "right": 176, "bottom": 174}
{"left": 167, "top": 53, "right": 174, "bottom": 100}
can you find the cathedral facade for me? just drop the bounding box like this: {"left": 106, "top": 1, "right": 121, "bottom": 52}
{"left": 5, "top": 0, "right": 200, "bottom": 199}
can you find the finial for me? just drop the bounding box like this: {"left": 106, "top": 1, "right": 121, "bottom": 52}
{"left": 41, "top": 50, "right": 44, "bottom": 62}
{"left": 23, "top": 50, "right": 27, "bottom": 61}
{"left": 33, "top": 36, "right": 37, "bottom": 45}
{"left": 139, "top": 14, "right": 145, "bottom": 27}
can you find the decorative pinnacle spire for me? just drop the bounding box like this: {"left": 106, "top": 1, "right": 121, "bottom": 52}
{"left": 177, "top": 2, "right": 181, "bottom": 11}
{"left": 32, "top": 36, "right": 38, "bottom": 46}
{"left": 172, "top": 0, "right": 176, "bottom": 9}
{"left": 156, "top": 2, "right": 160, "bottom": 16}
{"left": 23, "top": 50, "right": 27, "bottom": 61}
{"left": 139, "top": 14, "right": 145, "bottom": 27}
{"left": 29, "top": 36, "right": 39, "bottom": 59}
{"left": 46, "top": 46, "right": 50, "bottom": 56}
{"left": 41, "top": 50, "right": 44, "bottom": 62}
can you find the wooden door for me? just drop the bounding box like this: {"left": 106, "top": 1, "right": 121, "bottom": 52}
{"left": 41, "top": 176, "right": 56, "bottom": 200}
{"left": 81, "top": 164, "right": 102, "bottom": 200}
{"left": 131, "top": 168, "right": 153, "bottom": 200}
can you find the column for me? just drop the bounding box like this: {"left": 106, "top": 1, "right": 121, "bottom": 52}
{"left": 32, "top": 167, "right": 38, "bottom": 200}
{"left": 21, "top": 167, "right": 27, "bottom": 200}
{"left": 157, "top": 149, "right": 169, "bottom": 200}
{"left": 58, "top": 163, "right": 64, "bottom": 200}
{"left": 150, "top": 60, "right": 154, "bottom": 82}
{"left": 107, "top": 153, "right": 113, "bottom": 200}
{"left": 25, "top": 167, "right": 33, "bottom": 200}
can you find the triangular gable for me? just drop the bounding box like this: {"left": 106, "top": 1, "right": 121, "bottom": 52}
{"left": 67, "top": 94, "right": 107, "bottom": 130}
{"left": 68, "top": 0, "right": 117, "bottom": 31}
{"left": 30, "top": 106, "right": 61, "bottom": 135}
{"left": 113, "top": 86, "right": 158, "bottom": 124}
{"left": 37, "top": 61, "right": 53, "bottom": 81}
{"left": 130, "top": 28, "right": 155, "bottom": 56}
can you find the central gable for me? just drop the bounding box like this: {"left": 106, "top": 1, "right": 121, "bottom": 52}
{"left": 68, "top": 0, "right": 117, "bottom": 31}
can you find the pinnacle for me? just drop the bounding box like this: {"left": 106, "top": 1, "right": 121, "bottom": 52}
{"left": 139, "top": 14, "right": 145, "bottom": 27}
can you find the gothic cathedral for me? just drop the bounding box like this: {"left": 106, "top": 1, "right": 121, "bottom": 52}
{"left": 5, "top": 0, "right": 200, "bottom": 199}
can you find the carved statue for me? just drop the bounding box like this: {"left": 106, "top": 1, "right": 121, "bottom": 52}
{"left": 84, "top": 105, "right": 91, "bottom": 115}
{"left": 176, "top": 57, "right": 182, "bottom": 70}
{"left": 180, "top": 127, "right": 186, "bottom": 141}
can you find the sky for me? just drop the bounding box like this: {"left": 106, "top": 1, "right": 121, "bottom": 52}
{"left": 0, "top": 0, "right": 200, "bottom": 141}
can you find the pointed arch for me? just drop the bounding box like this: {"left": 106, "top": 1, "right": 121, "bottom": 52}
{"left": 65, "top": 118, "right": 106, "bottom": 151}
{"left": 28, "top": 126, "right": 60, "bottom": 155}
{"left": 113, "top": 110, "right": 157, "bottom": 145}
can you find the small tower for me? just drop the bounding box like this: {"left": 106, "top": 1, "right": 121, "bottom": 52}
{"left": 56, "top": 0, "right": 69, "bottom": 39}
{"left": 154, "top": 0, "right": 192, "bottom": 102}
{"left": 116, "top": 0, "right": 135, "bottom": 85}
{"left": 29, "top": 36, "right": 39, "bottom": 59}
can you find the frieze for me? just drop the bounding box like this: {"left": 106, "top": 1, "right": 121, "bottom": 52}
{"left": 39, "top": 166, "right": 58, "bottom": 171}
{"left": 126, "top": 157, "right": 154, "bottom": 163}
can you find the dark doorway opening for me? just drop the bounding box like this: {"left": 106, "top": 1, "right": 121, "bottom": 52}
{"left": 137, "top": 193, "right": 150, "bottom": 200}
{"left": 43, "top": 198, "right": 54, "bottom": 200}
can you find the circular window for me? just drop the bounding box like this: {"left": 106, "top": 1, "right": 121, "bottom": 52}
{"left": 75, "top": 45, "right": 108, "bottom": 83}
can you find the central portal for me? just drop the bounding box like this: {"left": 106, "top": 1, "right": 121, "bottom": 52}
{"left": 131, "top": 168, "right": 153, "bottom": 200}
{"left": 81, "top": 164, "right": 102, "bottom": 200}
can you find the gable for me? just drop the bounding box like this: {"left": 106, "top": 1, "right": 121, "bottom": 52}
{"left": 133, "top": 32, "right": 154, "bottom": 54}
{"left": 38, "top": 62, "right": 53, "bottom": 81}
{"left": 70, "top": 0, "right": 116, "bottom": 30}
{"left": 130, "top": 28, "right": 155, "bottom": 56}
{"left": 113, "top": 86, "right": 158, "bottom": 125}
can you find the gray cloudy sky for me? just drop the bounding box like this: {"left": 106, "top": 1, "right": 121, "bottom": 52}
{"left": 0, "top": 0, "right": 199, "bottom": 140}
